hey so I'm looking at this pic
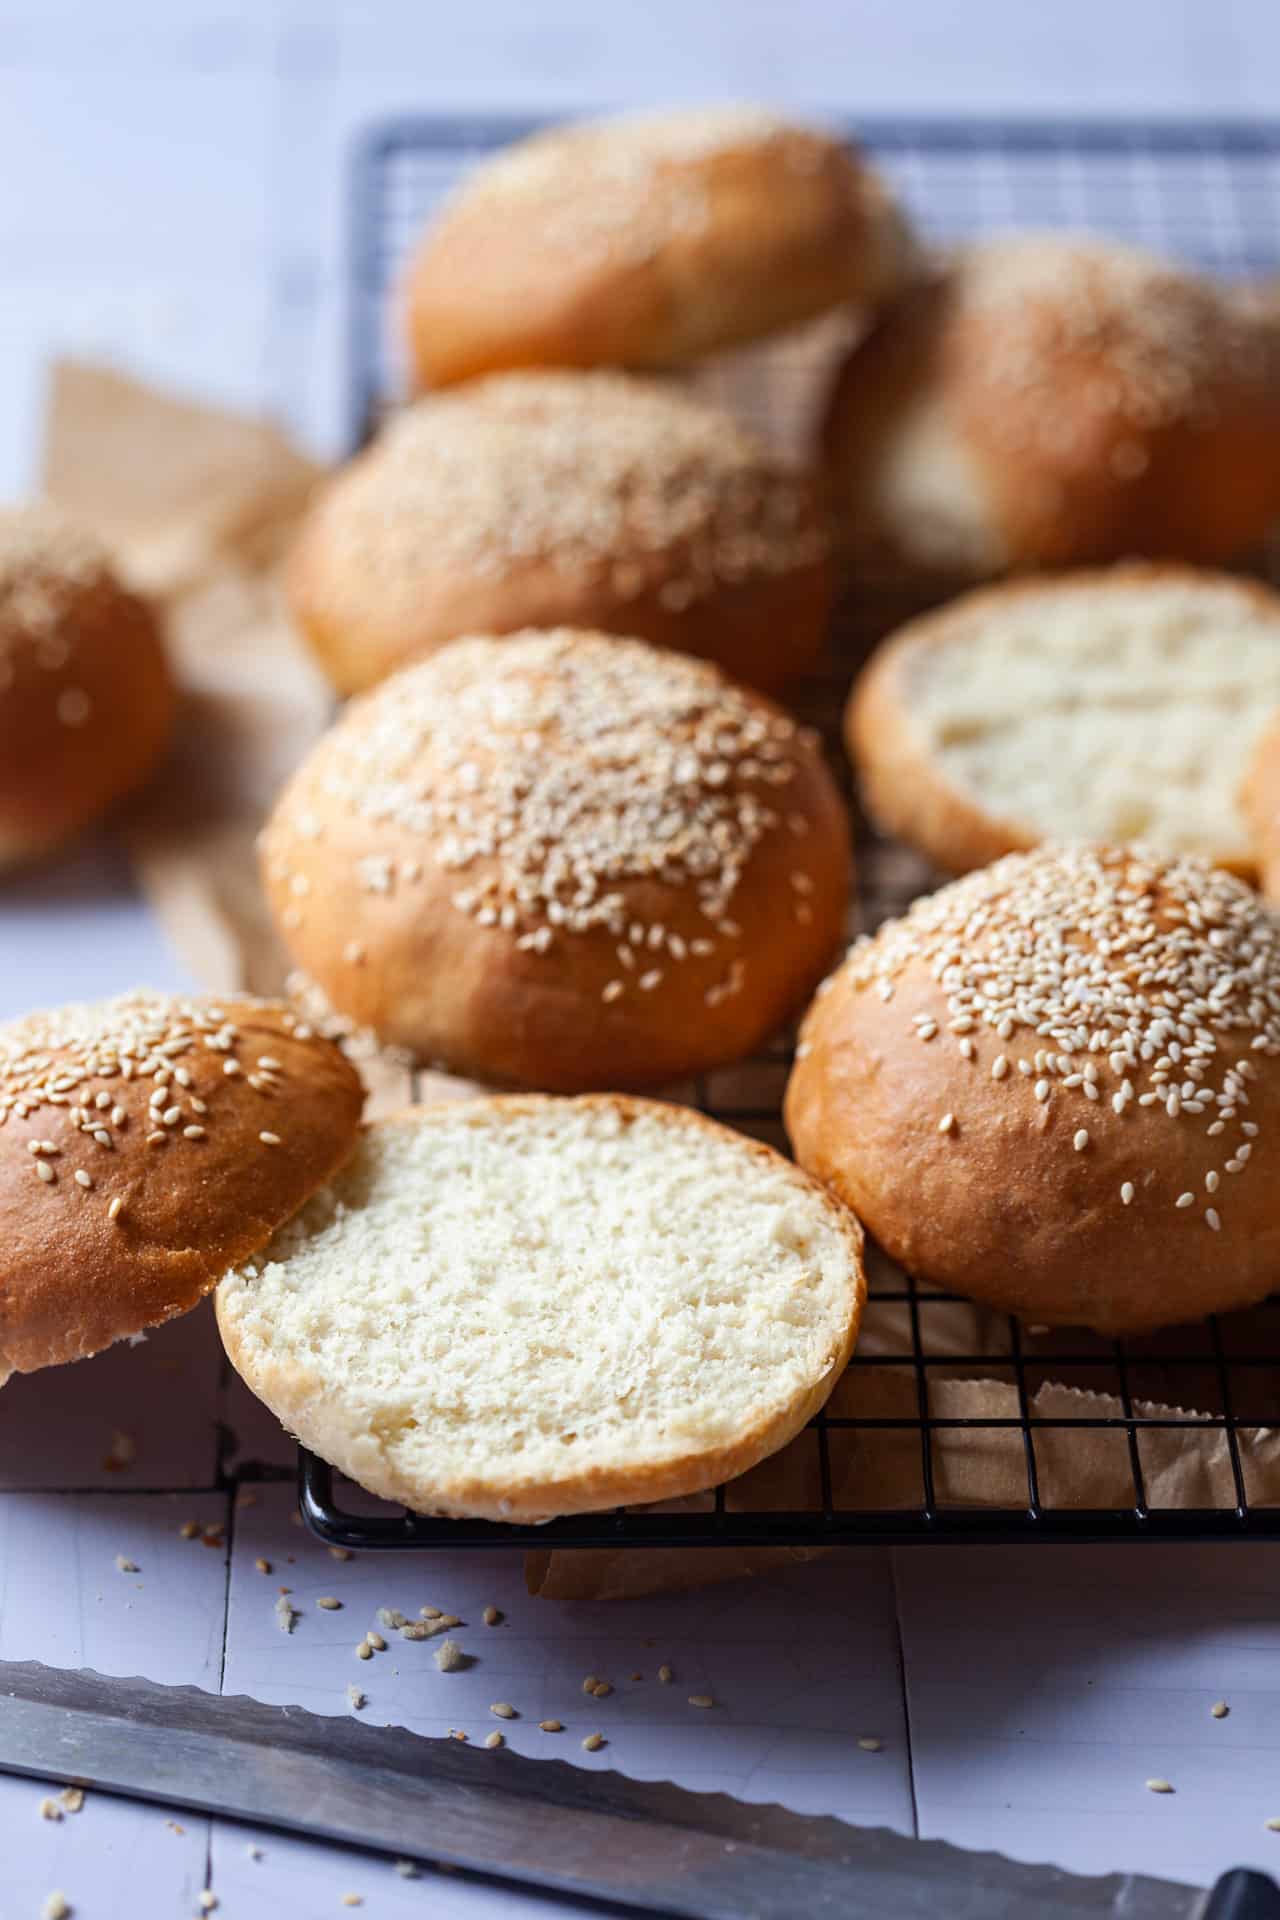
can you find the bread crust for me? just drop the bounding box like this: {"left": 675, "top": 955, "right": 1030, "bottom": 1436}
{"left": 0, "top": 993, "right": 364, "bottom": 1380}
{"left": 847, "top": 564, "right": 1280, "bottom": 879}
{"left": 216, "top": 1096, "right": 866, "bottom": 1523}
{"left": 0, "top": 510, "right": 173, "bottom": 868}
{"left": 786, "top": 845, "right": 1280, "bottom": 1336}
{"left": 286, "top": 373, "right": 833, "bottom": 699}
{"left": 261, "top": 630, "right": 852, "bottom": 1091}
{"left": 823, "top": 237, "right": 1280, "bottom": 577}
{"left": 404, "top": 111, "right": 914, "bottom": 387}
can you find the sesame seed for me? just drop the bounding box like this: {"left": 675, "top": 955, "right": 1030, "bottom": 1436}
{"left": 938, "top": 1113, "right": 955, "bottom": 1135}
{"left": 1210, "top": 1701, "right": 1229, "bottom": 1718}
{"left": 490, "top": 1702, "right": 516, "bottom": 1719}
{"left": 184, "top": 1125, "right": 206, "bottom": 1140}
{"left": 582, "top": 1733, "right": 605, "bottom": 1752}
{"left": 107, "top": 1197, "right": 123, "bottom": 1221}
{"left": 482, "top": 1606, "right": 502, "bottom": 1626}
{"left": 991, "top": 1055, "right": 1009, "bottom": 1080}
{"left": 1146, "top": 1779, "right": 1174, "bottom": 1794}
{"left": 259, "top": 1131, "right": 281, "bottom": 1146}
{"left": 1206, "top": 1208, "right": 1221, "bottom": 1232}
{"left": 687, "top": 1694, "right": 714, "bottom": 1709}
{"left": 1121, "top": 1182, "right": 1135, "bottom": 1205}
{"left": 539, "top": 1719, "right": 563, "bottom": 1732}
{"left": 658, "top": 1664, "right": 674, "bottom": 1683}
{"left": 582, "top": 1675, "right": 598, "bottom": 1694}
{"left": 601, "top": 980, "right": 624, "bottom": 1003}
{"left": 484, "top": 1731, "right": 504, "bottom": 1749}
{"left": 254, "top": 1558, "right": 271, "bottom": 1575}
{"left": 592, "top": 1681, "right": 612, "bottom": 1698}
{"left": 355, "top": 1640, "right": 372, "bottom": 1660}
{"left": 316, "top": 1596, "right": 342, "bottom": 1610}
{"left": 1206, "top": 1171, "right": 1219, "bottom": 1193}
{"left": 366, "top": 1632, "right": 387, "bottom": 1651}
{"left": 857, "top": 1736, "right": 883, "bottom": 1752}
{"left": 35, "top": 1160, "right": 54, "bottom": 1183}
{"left": 1073, "top": 1130, "right": 1089, "bottom": 1152}
{"left": 1176, "top": 1193, "right": 1195, "bottom": 1209}
{"left": 74, "top": 1170, "right": 91, "bottom": 1189}
{"left": 1266, "top": 1818, "right": 1280, "bottom": 1832}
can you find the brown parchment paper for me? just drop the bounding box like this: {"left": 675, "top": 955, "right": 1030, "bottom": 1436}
{"left": 40, "top": 359, "right": 1280, "bottom": 1604}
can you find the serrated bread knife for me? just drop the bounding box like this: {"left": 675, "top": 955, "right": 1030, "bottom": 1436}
{"left": 0, "top": 1661, "right": 1276, "bottom": 1918}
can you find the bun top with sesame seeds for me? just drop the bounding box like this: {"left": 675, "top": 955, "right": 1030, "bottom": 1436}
{"left": 822, "top": 232, "right": 1280, "bottom": 577}
{"left": 785, "top": 843, "right": 1280, "bottom": 1335}
{"left": 0, "top": 990, "right": 364, "bottom": 1381}
{"left": 402, "top": 106, "right": 915, "bottom": 388}
{"left": 0, "top": 504, "right": 174, "bottom": 868}
{"left": 260, "top": 627, "right": 851, "bottom": 1093}
{"left": 287, "top": 370, "right": 833, "bottom": 698}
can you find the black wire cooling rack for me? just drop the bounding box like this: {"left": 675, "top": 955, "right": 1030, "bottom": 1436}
{"left": 300, "top": 114, "right": 1280, "bottom": 1552}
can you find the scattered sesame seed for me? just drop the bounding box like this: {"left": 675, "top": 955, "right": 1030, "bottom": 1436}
{"left": 857, "top": 1737, "right": 883, "bottom": 1752}
{"left": 346, "top": 1685, "right": 366, "bottom": 1711}
{"left": 1073, "top": 1129, "right": 1089, "bottom": 1152}
{"left": 490, "top": 1702, "right": 516, "bottom": 1719}
{"left": 259, "top": 1131, "right": 282, "bottom": 1146}
{"left": 658, "top": 1664, "right": 674, "bottom": 1683}
{"left": 938, "top": 1112, "right": 955, "bottom": 1135}
{"left": 485, "top": 1730, "right": 504, "bottom": 1750}
{"left": 35, "top": 1160, "right": 54, "bottom": 1183}
{"left": 1211, "top": 1701, "right": 1229, "bottom": 1718}
{"left": 42, "top": 1895, "right": 71, "bottom": 1920}
{"left": 582, "top": 1733, "right": 605, "bottom": 1752}
{"left": 316, "top": 1596, "right": 342, "bottom": 1610}
{"left": 254, "top": 1558, "right": 271, "bottom": 1575}
{"left": 107, "top": 1197, "right": 123, "bottom": 1221}
{"left": 114, "top": 1555, "right": 137, "bottom": 1574}
{"left": 355, "top": 1640, "right": 372, "bottom": 1660}
{"left": 394, "top": 1862, "right": 421, "bottom": 1879}
{"left": 1121, "top": 1182, "right": 1135, "bottom": 1205}
{"left": 329, "top": 1546, "right": 353, "bottom": 1562}
{"left": 1266, "top": 1818, "right": 1280, "bottom": 1832}
{"left": 1206, "top": 1208, "right": 1222, "bottom": 1232}
{"left": 39, "top": 1797, "right": 62, "bottom": 1821}
{"left": 73, "top": 1170, "right": 91, "bottom": 1189}
{"left": 1146, "top": 1778, "right": 1174, "bottom": 1794}
{"left": 1176, "top": 1193, "right": 1195, "bottom": 1209}
{"left": 539, "top": 1719, "right": 563, "bottom": 1732}
{"left": 366, "top": 1631, "right": 387, "bottom": 1651}
{"left": 687, "top": 1694, "right": 714, "bottom": 1709}
{"left": 991, "top": 1056, "right": 1009, "bottom": 1080}
{"left": 582, "top": 1674, "right": 598, "bottom": 1694}
{"left": 482, "top": 1606, "right": 502, "bottom": 1626}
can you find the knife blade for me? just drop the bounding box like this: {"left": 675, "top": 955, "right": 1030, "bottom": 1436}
{"left": 0, "top": 1659, "right": 1268, "bottom": 1920}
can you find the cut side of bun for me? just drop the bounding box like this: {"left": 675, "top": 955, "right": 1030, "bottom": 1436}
{"left": 216, "top": 1097, "right": 866, "bottom": 1522}
{"left": 850, "top": 566, "right": 1280, "bottom": 877}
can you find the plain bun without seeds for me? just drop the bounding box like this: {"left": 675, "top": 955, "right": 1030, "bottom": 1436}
{"left": 823, "top": 233, "right": 1280, "bottom": 578}
{"left": 0, "top": 505, "right": 173, "bottom": 867}
{"left": 0, "top": 991, "right": 363, "bottom": 1382}
{"left": 403, "top": 105, "right": 915, "bottom": 387}
{"left": 287, "top": 370, "right": 833, "bottom": 698}
{"left": 786, "top": 844, "right": 1280, "bottom": 1336}
{"left": 216, "top": 1097, "right": 866, "bottom": 1523}
{"left": 261, "top": 627, "right": 851, "bottom": 1092}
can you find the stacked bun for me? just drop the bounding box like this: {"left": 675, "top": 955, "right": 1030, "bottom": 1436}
{"left": 824, "top": 233, "right": 1280, "bottom": 576}
{"left": 404, "top": 106, "right": 915, "bottom": 387}
{"left": 0, "top": 505, "right": 173, "bottom": 867}
{"left": 288, "top": 372, "right": 832, "bottom": 697}
{"left": 260, "top": 627, "right": 851, "bottom": 1091}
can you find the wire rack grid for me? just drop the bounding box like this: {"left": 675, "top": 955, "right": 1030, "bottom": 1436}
{"left": 301, "top": 114, "right": 1280, "bottom": 1552}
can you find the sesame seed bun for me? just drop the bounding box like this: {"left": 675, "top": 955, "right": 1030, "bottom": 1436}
{"left": 0, "top": 505, "right": 174, "bottom": 868}
{"left": 785, "top": 845, "right": 1280, "bottom": 1336}
{"left": 1242, "top": 714, "right": 1280, "bottom": 902}
{"left": 823, "top": 234, "right": 1280, "bottom": 578}
{"left": 0, "top": 991, "right": 364, "bottom": 1381}
{"left": 849, "top": 566, "right": 1280, "bottom": 880}
{"left": 216, "top": 1097, "right": 865, "bottom": 1522}
{"left": 403, "top": 107, "right": 915, "bottom": 388}
{"left": 260, "top": 628, "right": 851, "bottom": 1092}
{"left": 287, "top": 371, "right": 833, "bottom": 698}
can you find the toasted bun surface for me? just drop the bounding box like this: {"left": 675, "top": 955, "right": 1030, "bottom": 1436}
{"left": 0, "top": 505, "right": 173, "bottom": 867}
{"left": 850, "top": 566, "right": 1280, "bottom": 879}
{"left": 823, "top": 234, "right": 1280, "bottom": 577}
{"left": 261, "top": 628, "right": 851, "bottom": 1091}
{"left": 786, "top": 845, "right": 1280, "bottom": 1336}
{"left": 216, "top": 1096, "right": 866, "bottom": 1522}
{"left": 287, "top": 371, "right": 832, "bottom": 698}
{"left": 1242, "top": 714, "right": 1280, "bottom": 901}
{"left": 404, "top": 107, "right": 915, "bottom": 387}
{"left": 0, "top": 991, "right": 364, "bottom": 1381}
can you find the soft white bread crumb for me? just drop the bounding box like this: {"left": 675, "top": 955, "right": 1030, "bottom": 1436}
{"left": 216, "top": 1096, "right": 864, "bottom": 1522}
{"left": 853, "top": 568, "right": 1280, "bottom": 873}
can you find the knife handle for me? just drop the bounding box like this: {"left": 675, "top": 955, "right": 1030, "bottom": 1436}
{"left": 1202, "top": 1871, "right": 1280, "bottom": 1918}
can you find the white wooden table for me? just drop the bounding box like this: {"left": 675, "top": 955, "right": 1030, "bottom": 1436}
{"left": 4, "top": 2, "right": 1280, "bottom": 1911}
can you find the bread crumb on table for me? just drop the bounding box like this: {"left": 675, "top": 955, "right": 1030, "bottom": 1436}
{"left": 114, "top": 1555, "right": 138, "bottom": 1574}
{"left": 58, "top": 1788, "right": 84, "bottom": 1814}
{"left": 346, "top": 1684, "right": 366, "bottom": 1711}
{"left": 435, "top": 1638, "right": 466, "bottom": 1672}
{"left": 394, "top": 1859, "right": 420, "bottom": 1877}
{"left": 38, "top": 1797, "right": 62, "bottom": 1821}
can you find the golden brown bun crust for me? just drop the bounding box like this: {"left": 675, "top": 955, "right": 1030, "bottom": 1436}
{"left": 823, "top": 236, "right": 1280, "bottom": 577}
{"left": 216, "top": 1096, "right": 867, "bottom": 1524}
{"left": 404, "top": 108, "right": 915, "bottom": 387}
{"left": 261, "top": 630, "right": 852, "bottom": 1092}
{"left": 1242, "top": 713, "right": 1280, "bottom": 900}
{"left": 847, "top": 563, "right": 1280, "bottom": 881}
{"left": 287, "top": 372, "right": 833, "bottom": 699}
{"left": 0, "top": 507, "right": 174, "bottom": 867}
{"left": 0, "top": 992, "right": 364, "bottom": 1379}
{"left": 786, "top": 845, "right": 1280, "bottom": 1336}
